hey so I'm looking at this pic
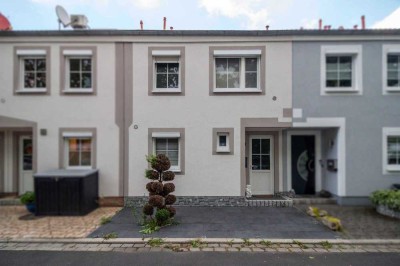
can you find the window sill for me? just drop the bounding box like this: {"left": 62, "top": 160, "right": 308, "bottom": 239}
{"left": 384, "top": 88, "right": 400, "bottom": 93}
{"left": 216, "top": 149, "right": 230, "bottom": 153}
{"left": 386, "top": 166, "right": 400, "bottom": 172}
{"left": 63, "top": 89, "right": 94, "bottom": 94}
{"left": 66, "top": 166, "right": 93, "bottom": 170}
{"left": 16, "top": 89, "right": 47, "bottom": 93}
{"left": 152, "top": 89, "right": 181, "bottom": 93}
{"left": 213, "top": 88, "right": 262, "bottom": 93}
{"left": 170, "top": 168, "right": 181, "bottom": 173}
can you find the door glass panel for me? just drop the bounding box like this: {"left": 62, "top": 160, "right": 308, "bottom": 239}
{"left": 261, "top": 155, "right": 270, "bottom": 170}
{"left": 22, "top": 139, "right": 33, "bottom": 171}
{"left": 252, "top": 139, "right": 261, "bottom": 154}
{"left": 252, "top": 155, "right": 260, "bottom": 170}
{"left": 261, "top": 139, "right": 270, "bottom": 154}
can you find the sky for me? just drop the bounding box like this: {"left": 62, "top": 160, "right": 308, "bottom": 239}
{"left": 1, "top": 0, "right": 400, "bottom": 31}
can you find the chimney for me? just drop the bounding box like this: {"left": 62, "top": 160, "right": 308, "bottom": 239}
{"left": 361, "top": 15, "right": 366, "bottom": 29}
{"left": 163, "top": 17, "right": 166, "bottom": 30}
{"left": 140, "top": 20, "right": 143, "bottom": 30}
{"left": 265, "top": 25, "right": 269, "bottom": 30}
{"left": 319, "top": 19, "right": 322, "bottom": 30}
{"left": 170, "top": 26, "right": 173, "bottom": 30}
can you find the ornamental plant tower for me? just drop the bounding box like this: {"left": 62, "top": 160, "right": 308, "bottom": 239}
{"left": 143, "top": 154, "right": 177, "bottom": 225}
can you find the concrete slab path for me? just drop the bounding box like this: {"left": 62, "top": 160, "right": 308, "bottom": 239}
{"left": 89, "top": 206, "right": 339, "bottom": 239}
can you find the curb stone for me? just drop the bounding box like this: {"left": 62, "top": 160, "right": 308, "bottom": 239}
{"left": 0, "top": 238, "right": 399, "bottom": 253}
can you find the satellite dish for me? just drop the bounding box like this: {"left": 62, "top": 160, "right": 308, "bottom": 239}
{"left": 0, "top": 12, "right": 12, "bottom": 31}
{"left": 55, "top": 5, "right": 71, "bottom": 29}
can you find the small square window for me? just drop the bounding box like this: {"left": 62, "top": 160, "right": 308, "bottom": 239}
{"left": 213, "top": 128, "right": 234, "bottom": 155}
{"left": 217, "top": 134, "right": 230, "bottom": 152}
{"left": 154, "top": 138, "right": 180, "bottom": 168}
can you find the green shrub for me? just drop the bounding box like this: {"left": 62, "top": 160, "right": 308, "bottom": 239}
{"left": 370, "top": 189, "right": 400, "bottom": 211}
{"left": 155, "top": 208, "right": 170, "bottom": 225}
{"left": 20, "top": 191, "right": 35, "bottom": 204}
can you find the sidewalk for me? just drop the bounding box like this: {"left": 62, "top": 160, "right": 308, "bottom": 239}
{"left": 0, "top": 206, "right": 121, "bottom": 239}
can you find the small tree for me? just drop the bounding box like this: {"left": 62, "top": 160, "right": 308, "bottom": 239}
{"left": 143, "top": 154, "right": 176, "bottom": 226}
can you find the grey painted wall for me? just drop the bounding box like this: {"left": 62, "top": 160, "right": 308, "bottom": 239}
{"left": 292, "top": 41, "right": 400, "bottom": 197}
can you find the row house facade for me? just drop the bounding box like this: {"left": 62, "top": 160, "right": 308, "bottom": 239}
{"left": 0, "top": 29, "right": 399, "bottom": 205}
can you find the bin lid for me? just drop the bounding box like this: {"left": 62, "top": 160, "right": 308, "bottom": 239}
{"left": 34, "top": 169, "right": 98, "bottom": 178}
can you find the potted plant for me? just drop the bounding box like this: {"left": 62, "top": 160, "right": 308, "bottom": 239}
{"left": 20, "top": 191, "right": 36, "bottom": 214}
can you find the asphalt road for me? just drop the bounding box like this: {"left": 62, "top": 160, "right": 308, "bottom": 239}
{"left": 1, "top": 251, "right": 399, "bottom": 266}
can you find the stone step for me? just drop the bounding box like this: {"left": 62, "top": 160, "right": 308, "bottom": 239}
{"left": 0, "top": 198, "right": 22, "bottom": 206}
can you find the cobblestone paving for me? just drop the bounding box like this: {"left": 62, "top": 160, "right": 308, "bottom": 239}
{"left": 0, "top": 241, "right": 399, "bottom": 253}
{"left": 295, "top": 204, "right": 400, "bottom": 239}
{"left": 0, "top": 206, "right": 121, "bottom": 239}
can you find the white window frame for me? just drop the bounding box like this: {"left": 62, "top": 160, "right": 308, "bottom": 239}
{"left": 63, "top": 50, "right": 93, "bottom": 93}
{"left": 213, "top": 56, "right": 261, "bottom": 93}
{"left": 64, "top": 135, "right": 93, "bottom": 170}
{"left": 153, "top": 60, "right": 181, "bottom": 93}
{"left": 17, "top": 54, "right": 48, "bottom": 93}
{"left": 152, "top": 133, "right": 181, "bottom": 172}
{"left": 383, "top": 127, "right": 400, "bottom": 174}
{"left": 213, "top": 55, "right": 261, "bottom": 93}
{"left": 151, "top": 50, "right": 182, "bottom": 93}
{"left": 382, "top": 45, "right": 400, "bottom": 94}
{"left": 216, "top": 133, "right": 230, "bottom": 153}
{"left": 321, "top": 45, "right": 363, "bottom": 95}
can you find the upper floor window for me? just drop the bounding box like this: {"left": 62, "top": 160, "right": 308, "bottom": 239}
{"left": 383, "top": 45, "right": 400, "bottom": 94}
{"left": 60, "top": 47, "right": 97, "bottom": 95}
{"left": 149, "top": 48, "right": 185, "bottom": 95}
{"left": 215, "top": 57, "right": 259, "bottom": 90}
{"left": 155, "top": 62, "right": 179, "bottom": 89}
{"left": 209, "top": 47, "right": 265, "bottom": 95}
{"left": 326, "top": 56, "right": 352, "bottom": 87}
{"left": 69, "top": 58, "right": 92, "bottom": 89}
{"left": 321, "top": 45, "right": 362, "bottom": 95}
{"left": 14, "top": 47, "right": 50, "bottom": 95}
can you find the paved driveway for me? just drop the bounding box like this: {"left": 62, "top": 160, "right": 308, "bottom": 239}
{"left": 89, "top": 206, "right": 339, "bottom": 239}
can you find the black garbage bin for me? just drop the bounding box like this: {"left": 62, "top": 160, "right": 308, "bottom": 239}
{"left": 34, "top": 169, "right": 99, "bottom": 216}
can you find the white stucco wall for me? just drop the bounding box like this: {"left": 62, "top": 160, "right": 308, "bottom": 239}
{"left": 0, "top": 42, "right": 119, "bottom": 196}
{"left": 129, "top": 41, "right": 293, "bottom": 196}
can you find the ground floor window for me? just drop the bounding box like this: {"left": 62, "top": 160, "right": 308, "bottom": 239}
{"left": 383, "top": 128, "right": 400, "bottom": 172}
{"left": 61, "top": 130, "right": 95, "bottom": 169}
{"left": 150, "top": 130, "right": 184, "bottom": 173}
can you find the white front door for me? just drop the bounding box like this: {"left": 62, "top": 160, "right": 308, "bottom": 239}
{"left": 19, "top": 136, "right": 33, "bottom": 195}
{"left": 249, "top": 135, "right": 274, "bottom": 195}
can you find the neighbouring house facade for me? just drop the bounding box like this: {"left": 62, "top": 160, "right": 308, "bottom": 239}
{"left": 0, "top": 29, "right": 399, "bottom": 206}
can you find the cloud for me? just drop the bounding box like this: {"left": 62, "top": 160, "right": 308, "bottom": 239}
{"left": 301, "top": 18, "right": 318, "bottom": 29}
{"left": 372, "top": 7, "right": 400, "bottom": 29}
{"left": 198, "top": 0, "right": 271, "bottom": 29}
{"left": 31, "top": 0, "right": 161, "bottom": 10}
